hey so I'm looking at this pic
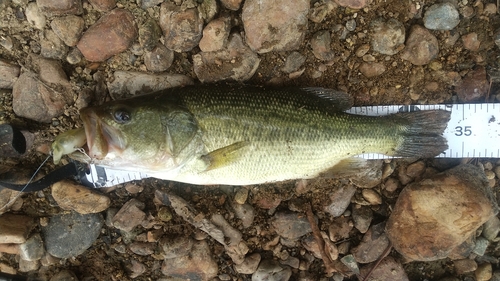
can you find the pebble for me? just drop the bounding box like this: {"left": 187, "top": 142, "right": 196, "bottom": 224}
{"left": 384, "top": 178, "right": 400, "bottom": 192}
{"left": 107, "top": 70, "right": 193, "bottom": 98}
{"left": 369, "top": 18, "right": 405, "bottom": 55}
{"left": 138, "top": 18, "right": 162, "bottom": 52}
{"left": 18, "top": 258, "right": 39, "bottom": 272}
{"left": 25, "top": 2, "right": 46, "bottom": 30}
{"left": 328, "top": 216, "right": 352, "bottom": 243}
{"left": 66, "top": 48, "right": 83, "bottom": 64}
{"left": 112, "top": 199, "right": 146, "bottom": 232}
{"left": 282, "top": 51, "right": 306, "bottom": 74}
{"left": 159, "top": 2, "right": 203, "bottom": 52}
{"left": 340, "top": 254, "right": 359, "bottom": 275}
{"left": 400, "top": 25, "right": 439, "bottom": 66}
{"left": 475, "top": 263, "right": 493, "bottom": 281}
{"left": 456, "top": 66, "right": 489, "bottom": 102}
{"left": 127, "top": 259, "right": 146, "bottom": 278}
{"left": 51, "top": 180, "right": 111, "bottom": 214}
{"left": 483, "top": 214, "right": 500, "bottom": 241}
{"left": 161, "top": 235, "right": 193, "bottom": 258}
{"left": 495, "top": 29, "right": 500, "bottom": 49}
{"left": 88, "top": 0, "right": 116, "bottom": 11}
{"left": 0, "top": 213, "right": 35, "bottom": 243}
{"left": 234, "top": 253, "right": 261, "bottom": 274}
{"left": 144, "top": 43, "right": 174, "bottom": 72}
{"left": 311, "top": 30, "right": 335, "bottom": 62}
{"left": 309, "top": 0, "right": 337, "bottom": 23}
{"left": 349, "top": 160, "right": 383, "bottom": 188}
{"left": 351, "top": 222, "right": 390, "bottom": 264}
{"left": 198, "top": 0, "right": 218, "bottom": 23}
{"left": 386, "top": 164, "right": 498, "bottom": 261}
{"left": 423, "top": 2, "right": 460, "bottom": 31}
{"left": 0, "top": 59, "right": 20, "bottom": 89}
{"left": 359, "top": 256, "right": 408, "bottom": 281}
{"left": 361, "top": 189, "right": 382, "bottom": 205}
{"left": 271, "top": 212, "right": 312, "bottom": 240}
{"left": 242, "top": 0, "right": 309, "bottom": 53}
{"left": 334, "top": 0, "right": 371, "bottom": 9}
{"left": 454, "top": 259, "right": 478, "bottom": 275}
{"left": 162, "top": 240, "right": 218, "bottom": 280}
{"left": 405, "top": 160, "right": 426, "bottom": 178}
{"left": 77, "top": 9, "right": 138, "bottom": 62}
{"left": 50, "top": 15, "right": 84, "bottom": 47}
{"left": 472, "top": 237, "right": 489, "bottom": 256}
{"left": 462, "top": 32, "right": 481, "bottom": 52}
{"left": 36, "top": 0, "right": 83, "bottom": 16}
{"left": 323, "top": 184, "right": 357, "bottom": 217}
{"left": 252, "top": 259, "right": 292, "bottom": 281}
{"left": 301, "top": 235, "right": 322, "bottom": 259}
{"left": 359, "top": 62, "right": 386, "bottom": 78}
{"left": 42, "top": 211, "right": 103, "bottom": 258}
{"left": 19, "top": 234, "right": 44, "bottom": 261}
{"left": 448, "top": 235, "right": 475, "bottom": 260}
{"left": 129, "top": 242, "right": 155, "bottom": 256}
{"left": 0, "top": 35, "right": 13, "bottom": 51}
{"left": 198, "top": 16, "right": 231, "bottom": 52}
{"left": 352, "top": 205, "right": 373, "bottom": 233}
{"left": 0, "top": 243, "right": 19, "bottom": 255}
{"left": 49, "top": 270, "right": 78, "bottom": 281}
{"left": 221, "top": 0, "right": 242, "bottom": 11}
{"left": 232, "top": 203, "right": 255, "bottom": 228}
{"left": 495, "top": 166, "right": 500, "bottom": 178}
{"left": 234, "top": 188, "right": 249, "bottom": 205}
{"left": 40, "top": 29, "right": 69, "bottom": 59}
{"left": 193, "top": 33, "right": 260, "bottom": 83}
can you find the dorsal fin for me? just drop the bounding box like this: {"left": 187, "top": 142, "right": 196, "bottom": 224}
{"left": 301, "top": 87, "right": 353, "bottom": 112}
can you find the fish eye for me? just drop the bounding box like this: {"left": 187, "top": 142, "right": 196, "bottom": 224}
{"left": 113, "top": 109, "right": 131, "bottom": 123}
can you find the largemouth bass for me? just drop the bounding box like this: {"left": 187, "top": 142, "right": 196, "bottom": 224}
{"left": 52, "top": 85, "right": 451, "bottom": 185}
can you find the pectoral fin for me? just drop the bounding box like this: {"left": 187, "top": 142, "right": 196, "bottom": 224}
{"left": 201, "top": 141, "right": 249, "bottom": 171}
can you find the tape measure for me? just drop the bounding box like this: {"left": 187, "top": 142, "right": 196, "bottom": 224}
{"left": 345, "top": 103, "right": 500, "bottom": 159}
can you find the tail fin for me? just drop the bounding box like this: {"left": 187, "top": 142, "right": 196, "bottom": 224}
{"left": 394, "top": 110, "right": 451, "bottom": 158}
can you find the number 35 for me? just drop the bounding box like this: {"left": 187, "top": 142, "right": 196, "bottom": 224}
{"left": 455, "top": 126, "right": 472, "bottom": 136}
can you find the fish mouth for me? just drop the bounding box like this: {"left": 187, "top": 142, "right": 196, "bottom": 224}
{"left": 80, "top": 108, "right": 126, "bottom": 160}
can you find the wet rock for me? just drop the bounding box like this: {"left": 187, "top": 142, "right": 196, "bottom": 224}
{"left": 26, "top": 2, "right": 46, "bottom": 30}
{"left": 159, "top": 2, "right": 203, "bottom": 52}
{"left": 50, "top": 270, "right": 78, "bottom": 281}
{"left": 323, "top": 183, "right": 356, "bottom": 217}
{"left": 0, "top": 59, "right": 20, "bottom": 89}
{"left": 138, "top": 18, "right": 162, "bottom": 52}
{"left": 19, "top": 234, "right": 44, "bottom": 261}
{"left": 456, "top": 66, "right": 489, "bottom": 102}
{"left": 476, "top": 263, "right": 492, "bottom": 281}
{"left": 482, "top": 216, "right": 500, "bottom": 241}
{"left": 112, "top": 199, "right": 146, "bottom": 232}
{"left": 282, "top": 51, "right": 306, "bottom": 74}
{"left": 88, "top": 0, "right": 116, "bottom": 11}
{"left": 161, "top": 240, "right": 218, "bottom": 280}
{"left": 144, "top": 43, "right": 174, "bottom": 72}
{"left": 221, "top": 0, "right": 242, "bottom": 11}
{"left": 311, "top": 30, "right": 335, "bottom": 62}
{"left": 462, "top": 32, "right": 481, "bottom": 52}
{"left": 242, "top": 0, "right": 309, "bottom": 53}
{"left": 334, "top": 0, "right": 371, "bottom": 9}
{"left": 43, "top": 211, "right": 103, "bottom": 258}
{"left": 160, "top": 235, "right": 193, "bottom": 258}
{"left": 232, "top": 203, "right": 255, "bottom": 228}
{"left": 386, "top": 164, "right": 498, "bottom": 261}
{"left": 40, "top": 29, "right": 69, "bottom": 59}
{"left": 400, "top": 25, "right": 439, "bottom": 66}
{"left": 359, "top": 256, "right": 408, "bottom": 281}
{"left": 37, "top": 0, "right": 83, "bottom": 16}
{"left": 328, "top": 216, "right": 352, "bottom": 242}
{"left": 198, "top": 16, "right": 231, "bottom": 52}
{"left": 252, "top": 259, "right": 292, "bottom": 281}
{"left": 52, "top": 180, "right": 110, "bottom": 214}
{"left": 454, "top": 259, "right": 477, "bottom": 275}
{"left": 77, "top": 9, "right": 138, "bottom": 62}
{"left": 50, "top": 15, "right": 84, "bottom": 47}
{"left": 271, "top": 212, "right": 312, "bottom": 240}
{"left": 423, "top": 2, "right": 460, "bottom": 31}
{"left": 369, "top": 18, "right": 405, "bottom": 55}
{"left": 234, "top": 253, "right": 261, "bottom": 274}
{"left": 352, "top": 205, "right": 373, "bottom": 233}
{"left": 193, "top": 33, "right": 260, "bottom": 83}
{"left": 0, "top": 213, "right": 35, "bottom": 243}
{"left": 107, "top": 70, "right": 193, "bottom": 99}
{"left": 352, "top": 222, "right": 390, "bottom": 264}
{"left": 359, "top": 62, "right": 386, "bottom": 78}
{"left": 129, "top": 242, "right": 155, "bottom": 256}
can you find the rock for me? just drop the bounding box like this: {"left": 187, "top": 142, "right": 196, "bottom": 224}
{"left": 352, "top": 205, "right": 373, "bottom": 233}
{"left": 462, "top": 32, "right": 481, "bottom": 52}
{"left": 112, "top": 199, "right": 146, "bottom": 232}
{"left": 271, "top": 212, "right": 312, "bottom": 240}
{"left": 140, "top": 0, "right": 163, "bottom": 9}
{"left": 26, "top": 2, "right": 46, "bottom": 30}
{"left": 193, "top": 33, "right": 260, "bottom": 83}
{"left": 334, "top": 0, "right": 371, "bottom": 9}
{"left": 423, "top": 2, "right": 460, "bottom": 31}
{"left": 234, "top": 187, "right": 249, "bottom": 205}
{"left": 198, "top": 0, "right": 218, "bottom": 23}
{"left": 454, "top": 259, "right": 477, "bottom": 275}
{"left": 18, "top": 258, "right": 39, "bottom": 272}
{"left": 386, "top": 164, "right": 498, "bottom": 261}
{"left": 352, "top": 222, "right": 390, "bottom": 264}
{"left": 495, "top": 29, "right": 500, "bottom": 49}
{"left": 476, "top": 263, "right": 493, "bottom": 281}
{"left": 328, "top": 216, "right": 352, "bottom": 242}
{"left": 359, "top": 257, "right": 408, "bottom": 281}
{"left": 232, "top": 203, "right": 255, "bottom": 228}
{"left": 309, "top": 0, "right": 337, "bottom": 23}
{"left": 282, "top": 51, "right": 306, "bottom": 74}
{"left": 129, "top": 242, "right": 155, "bottom": 256}
{"left": 0, "top": 59, "right": 20, "bottom": 89}
{"left": 198, "top": 16, "right": 231, "bottom": 52}
{"left": 349, "top": 160, "right": 383, "bottom": 188}
{"left": 211, "top": 213, "right": 248, "bottom": 264}
{"left": 455, "top": 66, "right": 489, "bottom": 102}
{"left": 51, "top": 180, "right": 111, "bottom": 214}
{"left": 359, "top": 62, "right": 386, "bottom": 78}
{"left": 144, "top": 43, "right": 174, "bottom": 72}
{"left": 369, "top": 18, "right": 405, "bottom": 55}
{"left": 448, "top": 235, "right": 475, "bottom": 260}
{"left": 340, "top": 254, "right": 360, "bottom": 275}
{"left": 40, "top": 29, "right": 69, "bottom": 59}
{"left": 311, "top": 30, "right": 335, "bottom": 62}
{"left": 323, "top": 183, "right": 356, "bottom": 217}
{"left": 234, "top": 253, "right": 261, "bottom": 274}
{"left": 242, "top": 0, "right": 309, "bottom": 53}
{"left": 77, "top": 9, "right": 137, "bottom": 62}
{"left": 472, "top": 237, "right": 489, "bottom": 256}
{"left": 0, "top": 213, "right": 35, "bottom": 243}
{"left": 160, "top": 235, "right": 193, "bottom": 259}
{"left": 400, "top": 25, "right": 439, "bottom": 66}
{"left": 405, "top": 160, "right": 426, "bottom": 178}
{"left": 161, "top": 240, "right": 218, "bottom": 280}
{"left": 361, "top": 189, "right": 382, "bottom": 205}
{"left": 159, "top": 2, "right": 203, "bottom": 52}
{"left": 49, "top": 270, "right": 78, "bottom": 281}
{"left": 36, "top": 0, "right": 83, "bottom": 16}
{"left": 66, "top": 48, "right": 83, "bottom": 64}
{"left": 126, "top": 259, "right": 146, "bottom": 279}
{"left": 0, "top": 243, "right": 19, "bottom": 255}
{"left": 107, "top": 70, "right": 193, "bottom": 99}
{"left": 221, "top": 0, "right": 242, "bottom": 11}
{"left": 50, "top": 15, "right": 84, "bottom": 47}
{"left": 19, "top": 234, "right": 44, "bottom": 261}
{"left": 138, "top": 18, "right": 162, "bottom": 52}
{"left": 482, "top": 215, "right": 500, "bottom": 241}
{"left": 42, "top": 211, "right": 103, "bottom": 258}
{"left": 252, "top": 259, "right": 292, "bottom": 281}
{"left": 88, "top": 0, "right": 116, "bottom": 11}
{"left": 301, "top": 235, "right": 322, "bottom": 259}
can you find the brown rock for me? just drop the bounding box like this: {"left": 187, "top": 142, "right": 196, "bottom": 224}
{"left": 0, "top": 214, "right": 35, "bottom": 244}
{"left": 50, "top": 15, "right": 84, "bottom": 47}
{"left": 359, "top": 62, "right": 386, "bottom": 78}
{"left": 359, "top": 257, "right": 408, "bottom": 281}
{"left": 386, "top": 164, "right": 498, "bottom": 261}
{"left": 310, "top": 30, "right": 335, "bottom": 62}
{"left": 334, "top": 0, "right": 372, "bottom": 9}
{"left": 455, "top": 66, "right": 489, "bottom": 102}
{"left": 51, "top": 180, "right": 111, "bottom": 214}
{"left": 369, "top": 18, "right": 405, "bottom": 55}
{"left": 36, "top": 0, "right": 83, "bottom": 16}
{"left": 400, "top": 25, "right": 439, "bottom": 66}
{"left": 77, "top": 9, "right": 137, "bottom": 62}
{"left": 323, "top": 183, "right": 357, "bottom": 217}
{"left": 462, "top": 32, "right": 480, "bottom": 51}
{"left": 328, "top": 216, "right": 353, "bottom": 242}
{"left": 144, "top": 43, "right": 174, "bottom": 72}
{"left": 159, "top": 2, "right": 204, "bottom": 52}
{"left": 88, "top": 0, "right": 116, "bottom": 11}
{"left": 221, "top": 0, "right": 242, "bottom": 11}
{"left": 112, "top": 199, "right": 146, "bottom": 232}
{"left": 234, "top": 253, "right": 261, "bottom": 274}
{"left": 40, "top": 29, "right": 69, "bottom": 59}
{"left": 161, "top": 240, "right": 218, "bottom": 280}
{"left": 129, "top": 242, "right": 155, "bottom": 256}
{"left": 352, "top": 222, "right": 390, "bottom": 264}
{"left": 198, "top": 16, "right": 231, "bottom": 52}
{"left": 454, "top": 259, "right": 478, "bottom": 275}
{"left": 0, "top": 59, "right": 20, "bottom": 89}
